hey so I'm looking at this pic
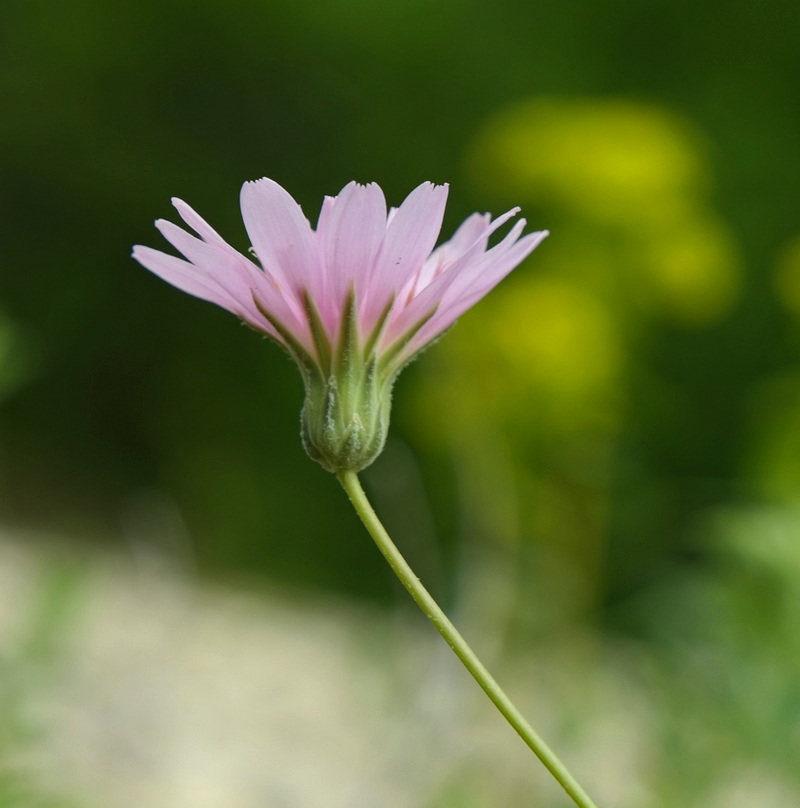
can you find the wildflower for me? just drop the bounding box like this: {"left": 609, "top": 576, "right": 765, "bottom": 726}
{"left": 133, "top": 179, "right": 547, "bottom": 471}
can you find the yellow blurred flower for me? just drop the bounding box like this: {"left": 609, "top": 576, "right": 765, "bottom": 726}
{"left": 774, "top": 236, "right": 800, "bottom": 316}
{"left": 638, "top": 211, "right": 740, "bottom": 325}
{"left": 424, "top": 273, "right": 623, "bottom": 436}
{"left": 467, "top": 96, "right": 740, "bottom": 327}
{"left": 469, "top": 97, "right": 709, "bottom": 226}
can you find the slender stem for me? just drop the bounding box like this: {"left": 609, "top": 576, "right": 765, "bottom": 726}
{"left": 337, "top": 469, "right": 599, "bottom": 808}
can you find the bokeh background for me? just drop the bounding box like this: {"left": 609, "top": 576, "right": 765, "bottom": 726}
{"left": 2, "top": 0, "right": 800, "bottom": 806}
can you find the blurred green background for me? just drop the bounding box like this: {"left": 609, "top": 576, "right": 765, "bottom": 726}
{"left": 2, "top": 0, "right": 800, "bottom": 805}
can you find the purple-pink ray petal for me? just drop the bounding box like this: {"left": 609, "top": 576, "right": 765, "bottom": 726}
{"left": 134, "top": 245, "right": 250, "bottom": 318}
{"left": 398, "top": 229, "right": 549, "bottom": 359}
{"left": 171, "top": 198, "right": 229, "bottom": 247}
{"left": 403, "top": 212, "right": 493, "bottom": 301}
{"left": 155, "top": 219, "right": 226, "bottom": 270}
{"left": 240, "top": 178, "right": 321, "bottom": 300}
{"left": 365, "top": 182, "right": 448, "bottom": 323}
{"left": 384, "top": 208, "right": 527, "bottom": 344}
{"left": 317, "top": 181, "right": 387, "bottom": 335}
{"left": 153, "top": 219, "right": 306, "bottom": 333}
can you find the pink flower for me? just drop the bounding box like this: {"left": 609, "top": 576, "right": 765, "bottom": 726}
{"left": 133, "top": 178, "right": 547, "bottom": 471}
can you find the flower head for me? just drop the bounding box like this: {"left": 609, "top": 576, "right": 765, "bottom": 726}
{"left": 133, "top": 178, "right": 547, "bottom": 471}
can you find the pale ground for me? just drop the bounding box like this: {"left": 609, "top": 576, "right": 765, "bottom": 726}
{"left": 1, "top": 531, "right": 796, "bottom": 808}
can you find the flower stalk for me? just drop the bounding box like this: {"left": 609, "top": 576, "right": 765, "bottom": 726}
{"left": 337, "top": 469, "right": 599, "bottom": 808}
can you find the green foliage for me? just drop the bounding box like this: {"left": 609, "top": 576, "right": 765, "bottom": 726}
{"left": 0, "top": 562, "right": 86, "bottom": 808}
{"left": 623, "top": 504, "right": 800, "bottom": 806}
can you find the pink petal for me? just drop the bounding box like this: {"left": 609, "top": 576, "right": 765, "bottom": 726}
{"left": 399, "top": 213, "right": 490, "bottom": 301}
{"left": 153, "top": 219, "right": 296, "bottom": 327}
{"left": 156, "top": 219, "right": 225, "bottom": 270}
{"left": 171, "top": 198, "right": 228, "bottom": 247}
{"left": 385, "top": 208, "right": 525, "bottom": 343}
{"left": 317, "top": 181, "right": 387, "bottom": 334}
{"left": 433, "top": 218, "right": 531, "bottom": 304}
{"left": 366, "top": 182, "right": 448, "bottom": 322}
{"left": 133, "top": 245, "right": 243, "bottom": 313}
{"left": 401, "top": 229, "right": 549, "bottom": 358}
{"left": 137, "top": 221, "right": 315, "bottom": 347}
{"left": 316, "top": 195, "right": 337, "bottom": 230}
{"left": 239, "top": 178, "right": 321, "bottom": 300}
{"left": 435, "top": 211, "right": 495, "bottom": 260}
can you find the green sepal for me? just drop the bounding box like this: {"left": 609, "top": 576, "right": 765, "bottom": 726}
{"left": 302, "top": 289, "right": 333, "bottom": 376}
{"left": 300, "top": 290, "right": 395, "bottom": 472}
{"left": 362, "top": 294, "right": 395, "bottom": 359}
{"left": 377, "top": 306, "right": 438, "bottom": 375}
{"left": 254, "top": 288, "right": 399, "bottom": 472}
{"left": 251, "top": 293, "right": 322, "bottom": 383}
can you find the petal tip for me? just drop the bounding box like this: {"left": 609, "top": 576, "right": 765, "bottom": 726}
{"left": 240, "top": 177, "right": 271, "bottom": 197}
{"left": 154, "top": 218, "right": 174, "bottom": 236}
{"left": 413, "top": 180, "right": 449, "bottom": 195}
{"left": 244, "top": 176, "right": 278, "bottom": 190}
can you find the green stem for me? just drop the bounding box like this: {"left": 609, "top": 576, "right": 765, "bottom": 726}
{"left": 337, "top": 469, "right": 599, "bottom": 808}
